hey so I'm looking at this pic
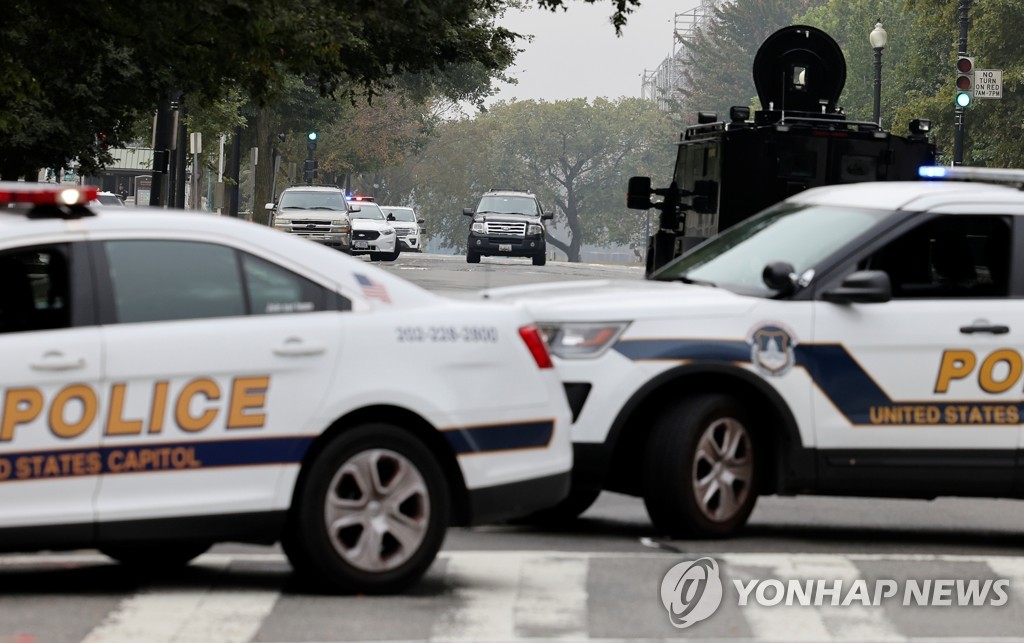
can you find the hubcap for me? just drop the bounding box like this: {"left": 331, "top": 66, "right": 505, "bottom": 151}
{"left": 691, "top": 417, "right": 753, "bottom": 523}
{"left": 324, "top": 448, "right": 430, "bottom": 572}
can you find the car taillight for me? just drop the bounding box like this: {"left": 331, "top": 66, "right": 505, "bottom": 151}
{"left": 519, "top": 324, "right": 553, "bottom": 369}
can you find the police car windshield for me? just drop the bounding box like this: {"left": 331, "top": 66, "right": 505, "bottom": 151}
{"left": 350, "top": 203, "right": 385, "bottom": 220}
{"left": 477, "top": 195, "right": 538, "bottom": 216}
{"left": 653, "top": 203, "right": 892, "bottom": 294}
{"left": 279, "top": 191, "right": 347, "bottom": 211}
{"left": 383, "top": 208, "right": 416, "bottom": 222}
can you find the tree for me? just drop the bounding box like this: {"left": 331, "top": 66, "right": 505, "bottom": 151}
{"left": 675, "top": 0, "right": 825, "bottom": 122}
{"left": 405, "top": 98, "right": 676, "bottom": 260}
{"left": 0, "top": 0, "right": 525, "bottom": 178}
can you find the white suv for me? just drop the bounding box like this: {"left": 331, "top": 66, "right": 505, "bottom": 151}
{"left": 484, "top": 167, "right": 1024, "bottom": 538}
{"left": 0, "top": 182, "right": 572, "bottom": 593}
{"left": 381, "top": 206, "right": 424, "bottom": 252}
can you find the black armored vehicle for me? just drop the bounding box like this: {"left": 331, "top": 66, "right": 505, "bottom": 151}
{"left": 629, "top": 25, "right": 936, "bottom": 275}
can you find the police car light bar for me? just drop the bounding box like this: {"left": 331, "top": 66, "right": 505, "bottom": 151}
{"left": 0, "top": 183, "right": 98, "bottom": 206}
{"left": 919, "top": 166, "right": 1024, "bottom": 186}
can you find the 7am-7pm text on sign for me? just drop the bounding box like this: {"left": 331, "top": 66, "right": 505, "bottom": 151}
{"left": 975, "top": 69, "right": 1002, "bottom": 99}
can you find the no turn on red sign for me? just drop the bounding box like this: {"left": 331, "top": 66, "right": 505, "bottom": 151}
{"left": 975, "top": 69, "right": 1002, "bottom": 99}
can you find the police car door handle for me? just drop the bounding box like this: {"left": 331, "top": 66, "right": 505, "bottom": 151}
{"left": 30, "top": 351, "right": 86, "bottom": 371}
{"left": 273, "top": 338, "right": 327, "bottom": 357}
{"left": 959, "top": 323, "right": 1010, "bottom": 335}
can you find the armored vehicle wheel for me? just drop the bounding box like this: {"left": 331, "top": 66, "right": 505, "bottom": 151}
{"left": 642, "top": 394, "right": 757, "bottom": 538}
{"left": 283, "top": 424, "right": 449, "bottom": 594}
{"left": 466, "top": 251, "right": 480, "bottom": 264}
{"left": 532, "top": 254, "right": 546, "bottom": 266}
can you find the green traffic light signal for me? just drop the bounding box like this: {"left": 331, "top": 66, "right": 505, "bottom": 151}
{"left": 308, "top": 132, "right": 318, "bottom": 141}
{"left": 955, "top": 92, "right": 972, "bottom": 108}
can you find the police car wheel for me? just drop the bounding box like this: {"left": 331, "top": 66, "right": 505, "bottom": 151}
{"left": 642, "top": 394, "right": 757, "bottom": 538}
{"left": 466, "top": 251, "right": 480, "bottom": 264}
{"left": 100, "top": 542, "right": 212, "bottom": 569}
{"left": 285, "top": 424, "right": 449, "bottom": 594}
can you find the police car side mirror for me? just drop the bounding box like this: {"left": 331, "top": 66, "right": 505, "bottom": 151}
{"left": 762, "top": 261, "right": 797, "bottom": 294}
{"left": 463, "top": 208, "right": 474, "bottom": 216}
{"left": 626, "top": 176, "right": 654, "bottom": 210}
{"left": 821, "top": 270, "right": 892, "bottom": 304}
{"left": 417, "top": 218, "right": 425, "bottom": 224}
{"left": 264, "top": 202, "right": 275, "bottom": 210}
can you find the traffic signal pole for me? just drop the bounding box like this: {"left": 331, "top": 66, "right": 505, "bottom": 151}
{"left": 953, "top": 0, "right": 972, "bottom": 166}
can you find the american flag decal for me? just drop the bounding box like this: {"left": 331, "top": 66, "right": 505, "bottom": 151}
{"left": 355, "top": 273, "right": 391, "bottom": 303}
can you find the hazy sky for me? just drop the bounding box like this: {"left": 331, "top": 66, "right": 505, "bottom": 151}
{"left": 487, "top": 0, "right": 700, "bottom": 105}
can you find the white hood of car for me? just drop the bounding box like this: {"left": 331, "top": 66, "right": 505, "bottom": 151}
{"left": 480, "top": 278, "right": 757, "bottom": 321}
{"left": 351, "top": 218, "right": 391, "bottom": 231}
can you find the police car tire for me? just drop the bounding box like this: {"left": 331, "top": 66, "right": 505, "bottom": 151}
{"left": 100, "top": 542, "right": 212, "bottom": 569}
{"left": 466, "top": 251, "right": 480, "bottom": 264}
{"left": 283, "top": 424, "right": 450, "bottom": 594}
{"left": 641, "top": 394, "right": 757, "bottom": 539}
{"left": 532, "top": 254, "right": 546, "bottom": 266}
{"left": 369, "top": 253, "right": 382, "bottom": 262}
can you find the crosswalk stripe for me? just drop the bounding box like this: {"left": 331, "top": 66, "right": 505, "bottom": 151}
{"left": 6, "top": 550, "right": 1024, "bottom": 641}
{"left": 79, "top": 558, "right": 279, "bottom": 643}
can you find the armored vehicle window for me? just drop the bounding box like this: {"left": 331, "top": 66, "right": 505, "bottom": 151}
{"left": 860, "top": 215, "right": 1011, "bottom": 298}
{"left": 653, "top": 203, "right": 891, "bottom": 295}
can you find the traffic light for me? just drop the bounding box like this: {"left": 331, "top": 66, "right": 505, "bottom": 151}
{"left": 955, "top": 56, "right": 974, "bottom": 108}
{"left": 307, "top": 131, "right": 318, "bottom": 152}
{"left": 302, "top": 158, "right": 318, "bottom": 183}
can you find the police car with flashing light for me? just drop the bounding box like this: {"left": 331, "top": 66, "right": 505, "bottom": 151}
{"left": 0, "top": 182, "right": 572, "bottom": 593}
{"left": 347, "top": 196, "right": 400, "bottom": 262}
{"left": 484, "top": 166, "right": 1024, "bottom": 538}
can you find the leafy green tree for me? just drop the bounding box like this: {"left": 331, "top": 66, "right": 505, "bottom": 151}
{"left": 0, "top": 0, "right": 525, "bottom": 179}
{"left": 404, "top": 98, "right": 676, "bottom": 260}
{"left": 674, "top": 0, "right": 824, "bottom": 121}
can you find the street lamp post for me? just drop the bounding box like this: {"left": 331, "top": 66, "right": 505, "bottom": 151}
{"left": 870, "top": 20, "right": 888, "bottom": 127}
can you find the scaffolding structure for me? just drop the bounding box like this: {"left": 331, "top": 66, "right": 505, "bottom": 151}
{"left": 641, "top": 0, "right": 721, "bottom": 111}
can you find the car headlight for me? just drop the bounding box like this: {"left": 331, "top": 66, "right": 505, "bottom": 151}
{"left": 528, "top": 224, "right": 543, "bottom": 236}
{"left": 331, "top": 223, "right": 350, "bottom": 233}
{"left": 536, "top": 322, "right": 630, "bottom": 359}
{"left": 471, "top": 222, "right": 485, "bottom": 233}
{"left": 382, "top": 227, "right": 395, "bottom": 235}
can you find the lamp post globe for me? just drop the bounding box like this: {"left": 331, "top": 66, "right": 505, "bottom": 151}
{"left": 870, "top": 20, "right": 888, "bottom": 126}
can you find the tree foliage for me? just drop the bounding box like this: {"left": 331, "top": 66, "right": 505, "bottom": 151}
{"left": 0, "top": 0, "right": 524, "bottom": 178}
{"left": 399, "top": 98, "right": 676, "bottom": 260}
{"left": 674, "top": 0, "right": 824, "bottom": 122}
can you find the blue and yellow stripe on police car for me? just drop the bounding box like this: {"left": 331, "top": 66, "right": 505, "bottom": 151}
{"left": 614, "top": 339, "right": 1023, "bottom": 427}
{"left": 441, "top": 419, "right": 555, "bottom": 455}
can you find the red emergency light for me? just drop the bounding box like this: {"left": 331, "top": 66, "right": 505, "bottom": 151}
{"left": 0, "top": 183, "right": 98, "bottom": 206}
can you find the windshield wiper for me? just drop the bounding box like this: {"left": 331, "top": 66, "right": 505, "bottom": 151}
{"left": 309, "top": 206, "right": 342, "bottom": 210}
{"left": 283, "top": 206, "right": 307, "bottom": 210}
{"left": 673, "top": 275, "right": 717, "bottom": 287}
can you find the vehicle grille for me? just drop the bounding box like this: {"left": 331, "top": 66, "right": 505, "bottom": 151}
{"left": 485, "top": 221, "right": 526, "bottom": 236}
{"left": 353, "top": 230, "right": 381, "bottom": 240}
{"left": 288, "top": 218, "right": 332, "bottom": 232}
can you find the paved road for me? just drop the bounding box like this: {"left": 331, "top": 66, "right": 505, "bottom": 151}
{"left": 5, "top": 252, "right": 1024, "bottom": 641}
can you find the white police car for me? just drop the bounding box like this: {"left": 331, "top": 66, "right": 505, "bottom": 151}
{"left": 483, "top": 167, "right": 1024, "bottom": 538}
{"left": 0, "top": 183, "right": 572, "bottom": 592}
